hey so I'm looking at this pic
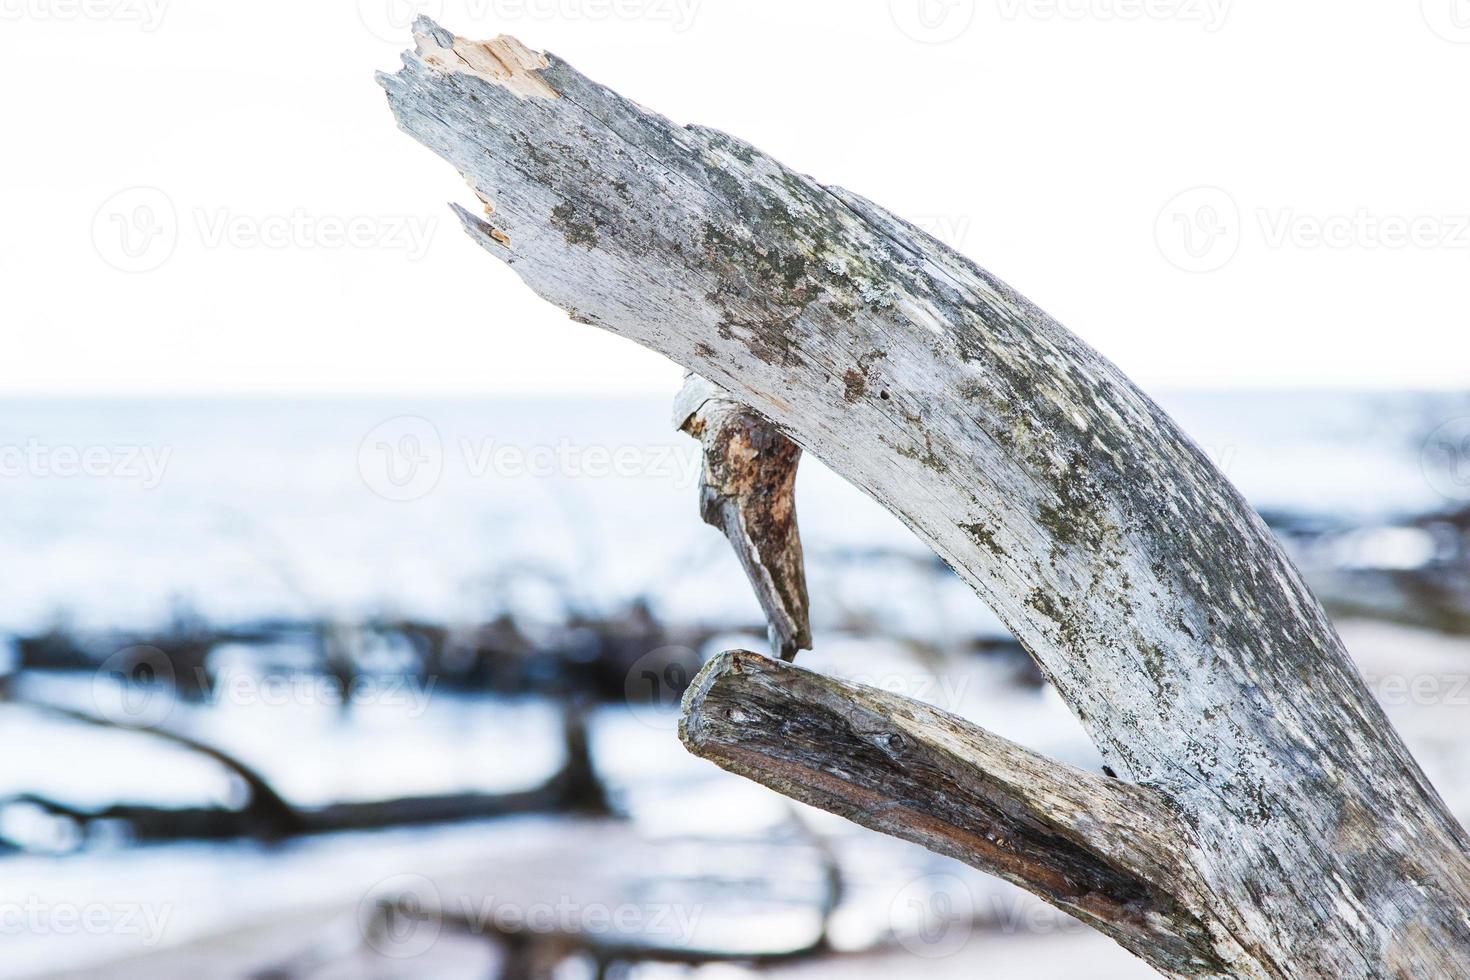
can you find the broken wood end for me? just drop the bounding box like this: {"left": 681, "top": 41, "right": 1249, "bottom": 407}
{"left": 409, "top": 16, "right": 559, "bottom": 101}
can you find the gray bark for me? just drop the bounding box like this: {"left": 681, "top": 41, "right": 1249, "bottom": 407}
{"left": 379, "top": 20, "right": 1470, "bottom": 977}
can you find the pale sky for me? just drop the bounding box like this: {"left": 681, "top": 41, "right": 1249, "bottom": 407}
{"left": 3, "top": 0, "right": 1468, "bottom": 396}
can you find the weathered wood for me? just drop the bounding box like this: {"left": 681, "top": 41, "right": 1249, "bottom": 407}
{"left": 675, "top": 374, "right": 811, "bottom": 660}
{"left": 379, "top": 20, "right": 1470, "bottom": 977}
{"left": 682, "top": 650, "right": 1242, "bottom": 975}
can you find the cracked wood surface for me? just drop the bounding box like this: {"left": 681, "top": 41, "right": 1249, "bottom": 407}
{"left": 681, "top": 651, "right": 1243, "bottom": 976}
{"left": 380, "top": 19, "right": 1470, "bottom": 977}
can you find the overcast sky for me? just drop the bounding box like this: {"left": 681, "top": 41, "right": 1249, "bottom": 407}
{"left": 3, "top": 0, "right": 1468, "bottom": 396}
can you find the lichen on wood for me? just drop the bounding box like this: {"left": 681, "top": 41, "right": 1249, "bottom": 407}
{"left": 380, "top": 20, "right": 1470, "bottom": 976}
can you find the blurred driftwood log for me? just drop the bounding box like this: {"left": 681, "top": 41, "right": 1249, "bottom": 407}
{"left": 381, "top": 21, "right": 1470, "bottom": 977}
{"left": 9, "top": 699, "right": 609, "bottom": 842}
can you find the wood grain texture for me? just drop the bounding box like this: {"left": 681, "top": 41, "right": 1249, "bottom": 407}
{"left": 380, "top": 19, "right": 1470, "bottom": 976}
{"left": 675, "top": 374, "right": 811, "bottom": 661}
{"left": 682, "top": 650, "right": 1245, "bottom": 976}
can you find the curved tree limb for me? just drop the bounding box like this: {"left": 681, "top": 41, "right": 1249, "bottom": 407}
{"left": 7, "top": 698, "right": 609, "bottom": 842}
{"left": 379, "top": 20, "right": 1470, "bottom": 977}
{"left": 15, "top": 697, "right": 303, "bottom": 837}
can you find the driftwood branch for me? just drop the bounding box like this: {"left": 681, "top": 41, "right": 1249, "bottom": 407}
{"left": 681, "top": 650, "right": 1235, "bottom": 975}
{"left": 16, "top": 698, "right": 303, "bottom": 837}
{"left": 675, "top": 374, "right": 811, "bottom": 660}
{"left": 10, "top": 698, "right": 609, "bottom": 842}
{"left": 380, "top": 20, "right": 1470, "bottom": 977}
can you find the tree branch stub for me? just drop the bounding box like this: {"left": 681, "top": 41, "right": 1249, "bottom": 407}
{"left": 675, "top": 375, "right": 812, "bottom": 661}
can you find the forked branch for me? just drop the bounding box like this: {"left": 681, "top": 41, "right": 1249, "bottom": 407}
{"left": 681, "top": 650, "right": 1242, "bottom": 975}
{"left": 380, "top": 20, "right": 1470, "bottom": 976}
